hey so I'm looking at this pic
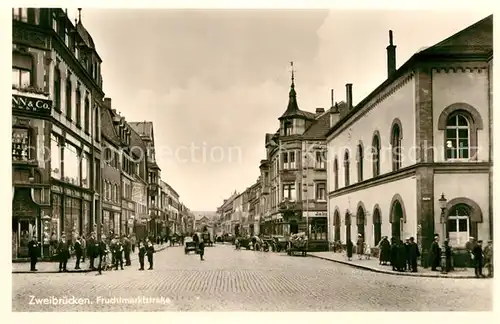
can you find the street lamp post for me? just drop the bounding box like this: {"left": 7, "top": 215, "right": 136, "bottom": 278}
{"left": 438, "top": 193, "right": 448, "bottom": 274}
{"left": 41, "top": 214, "right": 51, "bottom": 259}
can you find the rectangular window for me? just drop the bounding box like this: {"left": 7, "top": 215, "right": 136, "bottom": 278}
{"left": 63, "top": 143, "right": 80, "bottom": 186}
{"left": 315, "top": 183, "right": 326, "bottom": 201}
{"left": 12, "top": 68, "right": 31, "bottom": 89}
{"left": 66, "top": 80, "right": 72, "bottom": 121}
{"left": 283, "top": 183, "right": 296, "bottom": 201}
{"left": 84, "top": 98, "right": 90, "bottom": 134}
{"left": 81, "top": 153, "right": 90, "bottom": 188}
{"left": 52, "top": 13, "right": 58, "bottom": 32}
{"left": 12, "top": 8, "right": 28, "bottom": 22}
{"left": 289, "top": 151, "right": 296, "bottom": 169}
{"left": 50, "top": 134, "right": 61, "bottom": 179}
{"left": 94, "top": 158, "right": 100, "bottom": 191}
{"left": 282, "top": 152, "right": 288, "bottom": 169}
{"left": 12, "top": 128, "right": 30, "bottom": 161}
{"left": 75, "top": 89, "right": 82, "bottom": 127}
{"left": 54, "top": 69, "right": 61, "bottom": 112}
{"left": 315, "top": 151, "right": 326, "bottom": 169}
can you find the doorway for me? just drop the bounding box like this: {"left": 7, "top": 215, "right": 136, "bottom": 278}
{"left": 290, "top": 220, "right": 299, "bottom": 234}
{"left": 12, "top": 218, "right": 36, "bottom": 258}
{"left": 391, "top": 200, "right": 404, "bottom": 240}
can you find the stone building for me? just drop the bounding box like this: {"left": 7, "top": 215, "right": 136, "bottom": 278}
{"left": 12, "top": 8, "right": 104, "bottom": 259}
{"left": 259, "top": 68, "right": 330, "bottom": 251}
{"left": 326, "top": 16, "right": 493, "bottom": 265}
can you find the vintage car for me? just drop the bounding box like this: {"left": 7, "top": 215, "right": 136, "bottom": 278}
{"left": 271, "top": 235, "right": 288, "bottom": 252}
{"left": 235, "top": 236, "right": 252, "bottom": 250}
{"left": 184, "top": 237, "right": 197, "bottom": 254}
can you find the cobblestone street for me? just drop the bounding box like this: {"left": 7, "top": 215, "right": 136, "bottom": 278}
{"left": 12, "top": 244, "right": 492, "bottom": 311}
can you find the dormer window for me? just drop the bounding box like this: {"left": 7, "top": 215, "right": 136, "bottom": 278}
{"left": 284, "top": 121, "right": 292, "bottom": 136}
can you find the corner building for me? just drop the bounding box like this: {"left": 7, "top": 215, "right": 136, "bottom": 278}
{"left": 326, "top": 16, "right": 492, "bottom": 265}
{"left": 12, "top": 8, "right": 104, "bottom": 259}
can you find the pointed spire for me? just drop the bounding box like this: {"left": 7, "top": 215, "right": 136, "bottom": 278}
{"left": 289, "top": 61, "right": 296, "bottom": 97}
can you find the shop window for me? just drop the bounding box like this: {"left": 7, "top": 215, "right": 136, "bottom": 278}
{"left": 12, "top": 127, "right": 30, "bottom": 161}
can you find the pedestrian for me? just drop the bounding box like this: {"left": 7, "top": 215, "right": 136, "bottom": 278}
{"left": 484, "top": 240, "right": 493, "bottom": 277}
{"left": 390, "top": 238, "right": 398, "bottom": 271}
{"left": 443, "top": 240, "right": 452, "bottom": 273}
{"left": 138, "top": 241, "right": 146, "bottom": 271}
{"left": 146, "top": 239, "right": 155, "bottom": 270}
{"left": 87, "top": 232, "right": 97, "bottom": 270}
{"left": 123, "top": 235, "right": 131, "bottom": 266}
{"left": 81, "top": 235, "right": 86, "bottom": 262}
{"left": 131, "top": 234, "right": 136, "bottom": 253}
{"left": 199, "top": 238, "right": 205, "bottom": 261}
{"left": 346, "top": 239, "right": 353, "bottom": 261}
{"left": 364, "top": 243, "right": 371, "bottom": 260}
{"left": 408, "top": 237, "right": 420, "bottom": 272}
{"left": 356, "top": 234, "right": 364, "bottom": 260}
{"left": 74, "top": 236, "right": 83, "bottom": 270}
{"left": 97, "top": 235, "right": 107, "bottom": 275}
{"left": 27, "top": 235, "right": 39, "bottom": 271}
{"left": 397, "top": 240, "right": 407, "bottom": 272}
{"left": 472, "top": 240, "right": 485, "bottom": 278}
{"left": 113, "top": 235, "right": 124, "bottom": 270}
{"left": 466, "top": 236, "right": 477, "bottom": 268}
{"left": 378, "top": 236, "right": 391, "bottom": 265}
{"left": 56, "top": 235, "right": 70, "bottom": 272}
{"left": 428, "top": 235, "right": 441, "bottom": 271}
{"left": 404, "top": 238, "right": 411, "bottom": 270}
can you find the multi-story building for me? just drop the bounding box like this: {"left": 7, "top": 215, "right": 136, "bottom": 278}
{"left": 130, "top": 127, "right": 148, "bottom": 240}
{"left": 260, "top": 68, "right": 330, "bottom": 251}
{"left": 129, "top": 121, "right": 161, "bottom": 237}
{"left": 12, "top": 8, "right": 104, "bottom": 259}
{"left": 326, "top": 16, "right": 492, "bottom": 265}
{"left": 100, "top": 98, "right": 121, "bottom": 236}
{"left": 218, "top": 191, "right": 238, "bottom": 235}
{"left": 232, "top": 193, "right": 244, "bottom": 236}
{"left": 247, "top": 179, "right": 261, "bottom": 236}
{"left": 159, "top": 180, "right": 169, "bottom": 237}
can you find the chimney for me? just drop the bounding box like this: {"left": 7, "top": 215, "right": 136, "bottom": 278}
{"left": 329, "top": 89, "right": 340, "bottom": 127}
{"left": 386, "top": 30, "right": 396, "bottom": 77}
{"left": 346, "top": 84, "right": 353, "bottom": 110}
{"left": 315, "top": 108, "right": 325, "bottom": 114}
{"left": 104, "top": 97, "right": 112, "bottom": 108}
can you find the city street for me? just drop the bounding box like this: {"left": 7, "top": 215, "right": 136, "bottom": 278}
{"left": 12, "top": 244, "right": 492, "bottom": 312}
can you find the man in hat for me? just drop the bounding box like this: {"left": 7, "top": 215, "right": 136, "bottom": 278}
{"left": 56, "top": 234, "right": 70, "bottom": 272}
{"left": 472, "top": 240, "right": 485, "bottom": 278}
{"left": 484, "top": 240, "right": 493, "bottom": 277}
{"left": 465, "top": 237, "right": 476, "bottom": 268}
{"left": 27, "top": 235, "right": 39, "bottom": 271}
{"left": 408, "top": 237, "right": 420, "bottom": 272}
{"left": 112, "top": 235, "right": 124, "bottom": 270}
{"left": 356, "top": 234, "right": 364, "bottom": 260}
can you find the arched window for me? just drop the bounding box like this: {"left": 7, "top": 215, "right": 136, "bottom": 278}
{"left": 333, "top": 209, "right": 341, "bottom": 242}
{"left": 356, "top": 205, "right": 365, "bottom": 238}
{"left": 333, "top": 157, "right": 339, "bottom": 190}
{"left": 54, "top": 67, "right": 61, "bottom": 112}
{"left": 356, "top": 143, "right": 364, "bottom": 182}
{"left": 343, "top": 150, "right": 350, "bottom": 186}
{"left": 446, "top": 113, "right": 470, "bottom": 160}
{"left": 373, "top": 207, "right": 382, "bottom": 246}
{"left": 391, "top": 123, "right": 402, "bottom": 171}
{"left": 372, "top": 133, "right": 380, "bottom": 177}
{"left": 447, "top": 204, "right": 471, "bottom": 246}
{"left": 66, "top": 78, "right": 72, "bottom": 120}
{"left": 345, "top": 212, "right": 351, "bottom": 242}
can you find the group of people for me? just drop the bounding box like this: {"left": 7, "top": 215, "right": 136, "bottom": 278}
{"left": 465, "top": 236, "right": 493, "bottom": 278}
{"left": 27, "top": 231, "right": 157, "bottom": 273}
{"left": 377, "top": 236, "right": 420, "bottom": 272}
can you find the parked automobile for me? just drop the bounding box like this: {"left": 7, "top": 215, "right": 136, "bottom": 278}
{"left": 235, "top": 236, "right": 252, "bottom": 250}
{"left": 184, "top": 237, "right": 197, "bottom": 254}
{"left": 223, "top": 234, "right": 235, "bottom": 244}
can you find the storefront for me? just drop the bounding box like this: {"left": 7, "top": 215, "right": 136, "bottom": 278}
{"left": 102, "top": 202, "right": 121, "bottom": 237}
{"left": 121, "top": 200, "right": 135, "bottom": 236}
{"left": 12, "top": 188, "right": 39, "bottom": 258}
{"left": 51, "top": 185, "right": 93, "bottom": 244}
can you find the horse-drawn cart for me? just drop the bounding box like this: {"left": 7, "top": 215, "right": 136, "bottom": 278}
{"left": 286, "top": 232, "right": 308, "bottom": 257}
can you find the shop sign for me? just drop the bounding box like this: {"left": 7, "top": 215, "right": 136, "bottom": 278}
{"left": 12, "top": 94, "right": 52, "bottom": 116}
{"left": 303, "top": 211, "right": 327, "bottom": 218}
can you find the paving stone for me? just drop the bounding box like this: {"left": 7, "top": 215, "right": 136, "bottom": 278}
{"left": 12, "top": 244, "right": 492, "bottom": 311}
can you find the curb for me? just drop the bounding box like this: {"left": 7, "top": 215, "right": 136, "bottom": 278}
{"left": 308, "top": 254, "right": 479, "bottom": 279}
{"left": 12, "top": 245, "right": 169, "bottom": 274}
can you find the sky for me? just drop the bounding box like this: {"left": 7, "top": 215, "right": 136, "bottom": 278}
{"left": 69, "top": 9, "right": 492, "bottom": 211}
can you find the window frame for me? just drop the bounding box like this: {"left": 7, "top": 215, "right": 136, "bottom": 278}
{"left": 343, "top": 150, "right": 350, "bottom": 187}
{"left": 445, "top": 113, "right": 471, "bottom": 161}
{"left": 65, "top": 78, "right": 72, "bottom": 121}
{"left": 391, "top": 123, "right": 402, "bottom": 171}
{"left": 12, "top": 126, "right": 31, "bottom": 162}
{"left": 282, "top": 183, "right": 296, "bottom": 201}
{"left": 315, "top": 182, "right": 326, "bottom": 201}
{"left": 372, "top": 133, "right": 381, "bottom": 177}
{"left": 333, "top": 157, "right": 339, "bottom": 190}
{"left": 356, "top": 143, "right": 364, "bottom": 182}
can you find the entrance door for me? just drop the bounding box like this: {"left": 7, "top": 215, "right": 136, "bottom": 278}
{"left": 391, "top": 200, "right": 403, "bottom": 241}
{"left": 13, "top": 218, "right": 36, "bottom": 258}
{"left": 290, "top": 220, "right": 299, "bottom": 234}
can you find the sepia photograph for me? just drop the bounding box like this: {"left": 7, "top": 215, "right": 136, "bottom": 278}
{"left": 10, "top": 6, "right": 493, "bottom": 312}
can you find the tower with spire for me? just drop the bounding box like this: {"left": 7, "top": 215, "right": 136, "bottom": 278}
{"left": 278, "top": 62, "right": 316, "bottom": 137}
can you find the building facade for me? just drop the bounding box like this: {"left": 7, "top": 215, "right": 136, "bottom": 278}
{"left": 129, "top": 122, "right": 161, "bottom": 237}
{"left": 100, "top": 98, "right": 121, "bottom": 236}
{"left": 326, "top": 16, "right": 493, "bottom": 265}
{"left": 12, "top": 8, "right": 105, "bottom": 259}
{"left": 259, "top": 70, "right": 330, "bottom": 251}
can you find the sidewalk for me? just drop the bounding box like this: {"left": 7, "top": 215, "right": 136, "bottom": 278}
{"left": 12, "top": 243, "right": 169, "bottom": 274}
{"left": 308, "top": 252, "right": 480, "bottom": 279}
